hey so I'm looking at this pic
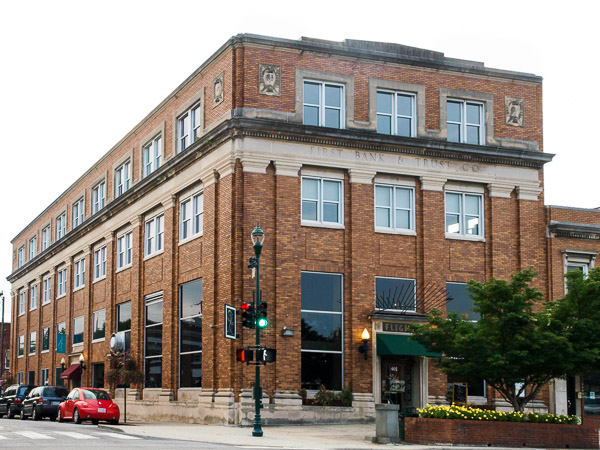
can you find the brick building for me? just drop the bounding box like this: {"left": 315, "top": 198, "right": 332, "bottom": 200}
{"left": 7, "top": 34, "right": 560, "bottom": 423}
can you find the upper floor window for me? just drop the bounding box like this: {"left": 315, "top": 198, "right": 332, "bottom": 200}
{"left": 19, "top": 291, "right": 26, "bottom": 315}
{"left": 116, "top": 231, "right": 132, "bottom": 270}
{"left": 145, "top": 214, "right": 164, "bottom": 257}
{"left": 57, "top": 268, "right": 67, "bottom": 298}
{"left": 177, "top": 103, "right": 202, "bottom": 153}
{"left": 447, "top": 99, "right": 484, "bottom": 145}
{"left": 303, "top": 81, "right": 344, "bottom": 129}
{"left": 72, "top": 197, "right": 84, "bottom": 229}
{"left": 42, "top": 276, "right": 51, "bottom": 305}
{"left": 41, "top": 225, "right": 51, "bottom": 251}
{"left": 376, "top": 277, "right": 416, "bottom": 312}
{"left": 18, "top": 246, "right": 25, "bottom": 268}
{"left": 446, "top": 282, "right": 480, "bottom": 321}
{"left": 116, "top": 301, "right": 132, "bottom": 351}
{"left": 377, "top": 91, "right": 415, "bottom": 137}
{"left": 445, "top": 191, "right": 483, "bottom": 237}
{"left": 92, "top": 309, "right": 106, "bottom": 342}
{"left": 73, "top": 316, "right": 84, "bottom": 345}
{"left": 115, "top": 161, "right": 131, "bottom": 198}
{"left": 180, "top": 192, "right": 203, "bottom": 241}
{"left": 56, "top": 212, "right": 67, "bottom": 240}
{"left": 18, "top": 335, "right": 24, "bottom": 357}
{"left": 94, "top": 246, "right": 106, "bottom": 281}
{"left": 74, "top": 257, "right": 85, "bottom": 290}
{"left": 29, "top": 236, "right": 37, "bottom": 260}
{"left": 143, "top": 135, "right": 162, "bottom": 177}
{"left": 29, "top": 331, "right": 36, "bottom": 355}
{"left": 301, "top": 177, "right": 343, "bottom": 226}
{"left": 92, "top": 181, "right": 105, "bottom": 214}
{"left": 30, "top": 284, "right": 38, "bottom": 310}
{"left": 375, "top": 185, "right": 414, "bottom": 231}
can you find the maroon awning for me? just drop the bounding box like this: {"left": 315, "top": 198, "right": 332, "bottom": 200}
{"left": 60, "top": 364, "right": 81, "bottom": 380}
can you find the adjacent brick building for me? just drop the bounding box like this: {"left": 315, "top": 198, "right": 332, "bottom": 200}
{"left": 8, "top": 34, "right": 569, "bottom": 423}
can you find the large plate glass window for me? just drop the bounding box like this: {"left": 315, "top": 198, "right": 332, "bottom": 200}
{"left": 445, "top": 192, "right": 483, "bottom": 237}
{"left": 376, "top": 277, "right": 416, "bottom": 312}
{"left": 177, "top": 103, "right": 202, "bottom": 153}
{"left": 301, "top": 177, "right": 343, "bottom": 225}
{"left": 144, "top": 293, "right": 163, "bottom": 388}
{"left": 72, "top": 197, "right": 84, "bottom": 229}
{"left": 116, "top": 301, "right": 131, "bottom": 351}
{"left": 72, "top": 316, "right": 84, "bottom": 345}
{"left": 447, "top": 99, "right": 484, "bottom": 145}
{"left": 179, "top": 279, "right": 202, "bottom": 387}
{"left": 92, "top": 181, "right": 106, "bottom": 214}
{"left": 143, "top": 135, "right": 162, "bottom": 177}
{"left": 446, "top": 282, "right": 479, "bottom": 321}
{"left": 375, "top": 185, "right": 414, "bottom": 231}
{"left": 92, "top": 309, "right": 106, "bottom": 341}
{"left": 301, "top": 272, "right": 343, "bottom": 391}
{"left": 303, "top": 81, "right": 344, "bottom": 129}
{"left": 115, "top": 161, "right": 131, "bottom": 198}
{"left": 377, "top": 91, "right": 416, "bottom": 137}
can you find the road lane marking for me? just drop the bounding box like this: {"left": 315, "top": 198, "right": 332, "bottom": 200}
{"left": 15, "top": 431, "right": 55, "bottom": 439}
{"left": 54, "top": 431, "right": 99, "bottom": 439}
{"left": 0, "top": 434, "right": 8, "bottom": 439}
{"left": 96, "top": 432, "right": 141, "bottom": 440}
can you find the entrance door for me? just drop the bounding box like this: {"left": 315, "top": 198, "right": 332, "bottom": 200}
{"left": 567, "top": 376, "right": 577, "bottom": 416}
{"left": 381, "top": 356, "right": 414, "bottom": 411}
{"left": 93, "top": 363, "right": 105, "bottom": 388}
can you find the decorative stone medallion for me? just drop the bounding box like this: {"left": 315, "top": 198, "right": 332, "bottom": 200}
{"left": 259, "top": 63, "right": 281, "bottom": 96}
{"left": 213, "top": 72, "right": 224, "bottom": 107}
{"left": 505, "top": 96, "right": 524, "bottom": 127}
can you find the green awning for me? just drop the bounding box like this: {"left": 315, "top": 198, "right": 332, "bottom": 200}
{"left": 377, "top": 334, "right": 441, "bottom": 357}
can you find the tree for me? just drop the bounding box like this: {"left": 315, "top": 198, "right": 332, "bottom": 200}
{"left": 105, "top": 351, "right": 143, "bottom": 424}
{"left": 410, "top": 269, "right": 579, "bottom": 412}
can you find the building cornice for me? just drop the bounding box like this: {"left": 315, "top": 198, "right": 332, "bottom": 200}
{"left": 548, "top": 221, "right": 600, "bottom": 241}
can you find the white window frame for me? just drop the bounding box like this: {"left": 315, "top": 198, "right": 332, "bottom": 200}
{"left": 301, "top": 176, "right": 344, "bottom": 227}
{"left": 179, "top": 191, "right": 203, "bottom": 242}
{"left": 145, "top": 214, "right": 164, "bottom": 257}
{"left": 18, "top": 245, "right": 25, "bottom": 268}
{"left": 303, "top": 80, "right": 345, "bottom": 129}
{"left": 447, "top": 99, "right": 485, "bottom": 145}
{"left": 41, "top": 225, "right": 51, "bottom": 251}
{"left": 445, "top": 191, "right": 484, "bottom": 239}
{"left": 92, "top": 181, "right": 106, "bottom": 214}
{"left": 94, "top": 246, "right": 107, "bottom": 281}
{"left": 116, "top": 231, "right": 132, "bottom": 271}
{"left": 40, "top": 368, "right": 49, "bottom": 386}
{"left": 72, "top": 197, "right": 85, "bottom": 229}
{"left": 73, "top": 257, "right": 85, "bottom": 290}
{"left": 18, "top": 336, "right": 24, "bottom": 358}
{"left": 115, "top": 160, "right": 131, "bottom": 198}
{"left": 41, "top": 327, "right": 50, "bottom": 352}
{"left": 29, "top": 236, "right": 37, "bottom": 260}
{"left": 374, "top": 184, "right": 415, "bottom": 233}
{"left": 29, "top": 331, "right": 36, "bottom": 355}
{"left": 143, "top": 135, "right": 162, "bottom": 177}
{"left": 92, "top": 308, "right": 106, "bottom": 343}
{"left": 57, "top": 268, "right": 67, "bottom": 298}
{"left": 375, "top": 276, "right": 417, "bottom": 312}
{"left": 376, "top": 90, "right": 416, "bottom": 137}
{"left": 42, "top": 276, "right": 52, "bottom": 305}
{"left": 19, "top": 291, "right": 26, "bottom": 316}
{"left": 177, "top": 102, "right": 202, "bottom": 153}
{"left": 72, "top": 316, "right": 84, "bottom": 346}
{"left": 56, "top": 212, "right": 67, "bottom": 240}
{"left": 30, "top": 284, "right": 38, "bottom": 311}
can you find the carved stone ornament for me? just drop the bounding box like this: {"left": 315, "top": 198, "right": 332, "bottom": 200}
{"left": 213, "top": 72, "right": 224, "bottom": 107}
{"left": 258, "top": 63, "right": 281, "bottom": 96}
{"left": 505, "top": 96, "right": 524, "bottom": 127}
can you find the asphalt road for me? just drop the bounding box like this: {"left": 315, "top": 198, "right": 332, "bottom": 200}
{"left": 0, "top": 416, "right": 232, "bottom": 449}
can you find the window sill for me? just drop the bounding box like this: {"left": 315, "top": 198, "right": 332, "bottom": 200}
{"left": 115, "top": 264, "right": 132, "bottom": 274}
{"left": 93, "top": 275, "right": 107, "bottom": 284}
{"left": 57, "top": 294, "right": 67, "bottom": 300}
{"left": 18, "top": 312, "right": 25, "bottom": 317}
{"left": 41, "top": 350, "right": 49, "bottom": 354}
{"left": 28, "top": 353, "right": 36, "bottom": 356}
{"left": 72, "top": 343, "right": 84, "bottom": 349}
{"left": 375, "top": 228, "right": 416, "bottom": 236}
{"left": 445, "top": 233, "right": 485, "bottom": 243}
{"left": 18, "top": 355, "right": 23, "bottom": 359}
{"left": 92, "top": 338, "right": 106, "bottom": 344}
{"left": 42, "top": 301, "right": 51, "bottom": 307}
{"left": 301, "top": 221, "right": 345, "bottom": 230}
{"left": 29, "top": 307, "right": 37, "bottom": 312}
{"left": 144, "top": 249, "right": 164, "bottom": 261}
{"left": 73, "top": 285, "right": 85, "bottom": 293}
{"left": 178, "top": 233, "right": 203, "bottom": 247}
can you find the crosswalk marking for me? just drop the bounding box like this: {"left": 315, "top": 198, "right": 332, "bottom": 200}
{"left": 0, "top": 434, "right": 8, "bottom": 439}
{"left": 96, "top": 432, "right": 141, "bottom": 440}
{"left": 15, "top": 431, "right": 55, "bottom": 439}
{"left": 54, "top": 431, "right": 99, "bottom": 439}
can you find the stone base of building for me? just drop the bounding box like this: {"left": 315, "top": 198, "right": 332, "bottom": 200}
{"left": 112, "top": 389, "right": 375, "bottom": 425}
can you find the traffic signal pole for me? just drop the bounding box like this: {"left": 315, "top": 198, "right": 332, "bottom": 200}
{"left": 253, "top": 257, "right": 263, "bottom": 437}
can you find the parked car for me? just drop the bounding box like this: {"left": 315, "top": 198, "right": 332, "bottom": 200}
{"left": 0, "top": 384, "right": 35, "bottom": 419}
{"left": 20, "top": 386, "right": 69, "bottom": 421}
{"left": 58, "top": 388, "right": 119, "bottom": 424}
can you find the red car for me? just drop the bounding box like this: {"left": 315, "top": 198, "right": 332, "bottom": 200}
{"left": 58, "top": 388, "right": 120, "bottom": 424}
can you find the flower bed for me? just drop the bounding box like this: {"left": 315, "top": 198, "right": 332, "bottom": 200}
{"left": 418, "top": 404, "right": 579, "bottom": 424}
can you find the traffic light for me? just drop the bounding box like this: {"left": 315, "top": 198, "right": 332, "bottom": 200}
{"left": 236, "top": 348, "right": 254, "bottom": 362}
{"left": 257, "top": 301, "right": 268, "bottom": 328}
{"left": 241, "top": 302, "right": 255, "bottom": 328}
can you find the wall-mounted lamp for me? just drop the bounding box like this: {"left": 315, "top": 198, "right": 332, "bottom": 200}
{"left": 60, "top": 357, "right": 66, "bottom": 371}
{"left": 282, "top": 326, "right": 295, "bottom": 337}
{"left": 358, "top": 328, "right": 371, "bottom": 360}
{"left": 79, "top": 354, "right": 86, "bottom": 371}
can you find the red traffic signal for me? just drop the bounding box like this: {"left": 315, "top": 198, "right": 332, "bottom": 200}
{"left": 236, "top": 348, "right": 254, "bottom": 362}
{"left": 241, "top": 302, "right": 255, "bottom": 329}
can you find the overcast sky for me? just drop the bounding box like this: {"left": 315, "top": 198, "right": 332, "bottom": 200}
{"left": 0, "top": 0, "right": 597, "bottom": 321}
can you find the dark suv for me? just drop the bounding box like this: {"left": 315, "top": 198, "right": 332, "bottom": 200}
{"left": 0, "top": 384, "right": 35, "bottom": 419}
{"left": 20, "top": 386, "right": 69, "bottom": 421}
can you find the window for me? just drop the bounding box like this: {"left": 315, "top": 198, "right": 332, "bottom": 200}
{"left": 447, "top": 99, "right": 484, "bottom": 145}
{"left": 375, "top": 185, "right": 414, "bottom": 231}
{"left": 18, "top": 335, "right": 24, "bottom": 357}
{"left": 145, "top": 293, "right": 163, "bottom": 388}
{"left": 29, "top": 236, "right": 37, "bottom": 260}
{"left": 41, "top": 225, "right": 51, "bottom": 251}
{"left": 56, "top": 212, "right": 67, "bottom": 240}
{"left": 115, "top": 161, "right": 131, "bottom": 198}
{"left": 72, "top": 316, "right": 84, "bottom": 345}
{"left": 145, "top": 214, "right": 164, "bottom": 256}
{"left": 72, "top": 197, "right": 84, "bottom": 229}
{"left": 56, "top": 322, "right": 67, "bottom": 353}
{"left": 16, "top": 372, "right": 23, "bottom": 385}
{"left": 143, "top": 135, "right": 162, "bottom": 177}
{"left": 92, "top": 309, "right": 106, "bottom": 341}
{"left": 303, "top": 81, "right": 344, "bottom": 129}
{"left": 29, "top": 331, "right": 36, "bottom": 355}
{"left": 180, "top": 192, "right": 203, "bottom": 241}
{"left": 42, "top": 276, "right": 52, "bottom": 305}
{"left": 40, "top": 368, "right": 49, "bottom": 386}
{"left": 177, "top": 103, "right": 202, "bottom": 153}
{"left": 567, "top": 264, "right": 589, "bottom": 276}
{"left": 42, "top": 327, "right": 50, "bottom": 352}
{"left": 57, "top": 268, "right": 67, "bottom": 297}
{"left": 116, "top": 301, "right": 131, "bottom": 351}
{"left": 377, "top": 90, "right": 416, "bottom": 137}
{"left": 5, "top": 349, "right": 9, "bottom": 370}
{"left": 74, "top": 257, "right": 85, "bottom": 290}
{"left": 30, "top": 284, "right": 38, "bottom": 310}
{"left": 19, "top": 291, "right": 26, "bottom": 315}
{"left": 179, "top": 279, "right": 202, "bottom": 387}
{"left": 375, "top": 277, "right": 416, "bottom": 312}
{"left": 94, "top": 246, "right": 106, "bottom": 280}
{"left": 301, "top": 272, "right": 343, "bottom": 391}
{"left": 445, "top": 192, "right": 483, "bottom": 237}
{"left": 93, "top": 363, "right": 105, "bottom": 388}
{"left": 18, "top": 246, "right": 25, "bottom": 268}
{"left": 301, "top": 177, "right": 343, "bottom": 225}
{"left": 446, "top": 282, "right": 480, "bottom": 321}
{"left": 28, "top": 371, "right": 35, "bottom": 385}
{"left": 92, "top": 181, "right": 105, "bottom": 214}
{"left": 116, "top": 231, "right": 132, "bottom": 270}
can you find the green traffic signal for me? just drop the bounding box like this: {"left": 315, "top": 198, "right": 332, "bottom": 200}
{"left": 257, "top": 301, "right": 268, "bottom": 328}
{"left": 257, "top": 317, "right": 268, "bottom": 328}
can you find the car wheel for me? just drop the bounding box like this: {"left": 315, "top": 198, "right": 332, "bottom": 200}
{"left": 73, "top": 408, "right": 82, "bottom": 424}
{"left": 7, "top": 405, "right": 14, "bottom": 419}
{"left": 32, "top": 407, "right": 40, "bottom": 421}
{"left": 57, "top": 408, "right": 64, "bottom": 423}
{"left": 50, "top": 415, "right": 56, "bottom": 422}
{"left": 20, "top": 408, "right": 26, "bottom": 420}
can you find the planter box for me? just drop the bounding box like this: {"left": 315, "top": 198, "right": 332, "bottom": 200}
{"left": 405, "top": 417, "right": 599, "bottom": 448}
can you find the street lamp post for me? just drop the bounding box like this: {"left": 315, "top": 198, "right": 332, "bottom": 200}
{"left": 248, "top": 224, "right": 265, "bottom": 437}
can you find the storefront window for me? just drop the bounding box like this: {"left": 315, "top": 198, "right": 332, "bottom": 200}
{"left": 179, "top": 279, "right": 202, "bottom": 388}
